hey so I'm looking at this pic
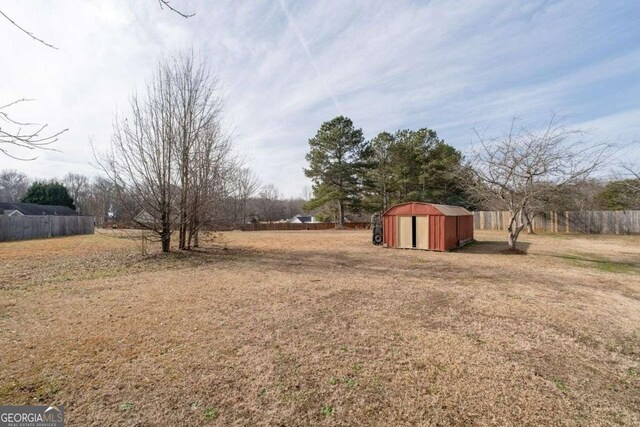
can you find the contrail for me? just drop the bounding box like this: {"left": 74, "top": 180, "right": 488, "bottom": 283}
{"left": 277, "top": 0, "right": 344, "bottom": 115}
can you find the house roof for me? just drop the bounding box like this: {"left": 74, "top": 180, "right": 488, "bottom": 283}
{"left": 382, "top": 202, "right": 472, "bottom": 217}
{"left": 0, "top": 202, "right": 78, "bottom": 216}
{"left": 287, "top": 214, "right": 315, "bottom": 223}
{"left": 133, "top": 209, "right": 179, "bottom": 225}
{"left": 134, "top": 210, "right": 156, "bottom": 223}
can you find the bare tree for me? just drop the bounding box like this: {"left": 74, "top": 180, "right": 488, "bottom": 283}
{"left": 282, "top": 197, "right": 306, "bottom": 219}
{"left": 97, "top": 60, "right": 179, "bottom": 252}
{"left": 185, "top": 121, "right": 235, "bottom": 248}
{"left": 0, "top": 169, "right": 30, "bottom": 202}
{"left": 232, "top": 167, "right": 260, "bottom": 226}
{"left": 257, "top": 184, "right": 283, "bottom": 222}
{"left": 167, "top": 52, "right": 228, "bottom": 250}
{"left": 551, "top": 179, "right": 605, "bottom": 212}
{"left": 62, "top": 173, "right": 89, "bottom": 214}
{"left": 463, "top": 114, "right": 611, "bottom": 251}
{"left": 83, "top": 177, "right": 114, "bottom": 225}
{"left": 97, "top": 51, "right": 235, "bottom": 252}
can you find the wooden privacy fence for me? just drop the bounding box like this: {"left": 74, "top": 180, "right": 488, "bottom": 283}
{"left": 474, "top": 211, "right": 640, "bottom": 235}
{"left": 241, "top": 222, "right": 370, "bottom": 231}
{"left": 0, "top": 215, "right": 95, "bottom": 242}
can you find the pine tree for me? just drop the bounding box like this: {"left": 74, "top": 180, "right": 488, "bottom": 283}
{"left": 361, "top": 128, "right": 468, "bottom": 211}
{"left": 304, "top": 116, "right": 365, "bottom": 226}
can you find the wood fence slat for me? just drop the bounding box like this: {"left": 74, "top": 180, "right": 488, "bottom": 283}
{"left": 473, "top": 211, "right": 640, "bottom": 235}
{"left": 239, "top": 222, "right": 370, "bottom": 232}
{"left": 0, "top": 216, "right": 95, "bottom": 242}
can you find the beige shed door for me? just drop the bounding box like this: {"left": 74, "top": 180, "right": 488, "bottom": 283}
{"left": 416, "top": 216, "right": 429, "bottom": 249}
{"left": 397, "top": 216, "right": 412, "bottom": 248}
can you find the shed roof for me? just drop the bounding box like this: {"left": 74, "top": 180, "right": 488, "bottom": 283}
{"left": 429, "top": 203, "right": 472, "bottom": 216}
{"left": 383, "top": 202, "right": 472, "bottom": 217}
{"left": 0, "top": 202, "right": 78, "bottom": 216}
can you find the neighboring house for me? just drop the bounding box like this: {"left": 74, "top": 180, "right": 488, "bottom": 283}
{"left": 0, "top": 202, "right": 77, "bottom": 216}
{"left": 134, "top": 210, "right": 158, "bottom": 228}
{"left": 134, "top": 209, "right": 179, "bottom": 228}
{"left": 286, "top": 214, "right": 317, "bottom": 224}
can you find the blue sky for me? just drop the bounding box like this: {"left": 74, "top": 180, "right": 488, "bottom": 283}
{"left": 1, "top": 0, "right": 639, "bottom": 196}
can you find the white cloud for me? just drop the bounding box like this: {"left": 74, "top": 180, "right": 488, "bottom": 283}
{"left": 0, "top": 0, "right": 638, "bottom": 197}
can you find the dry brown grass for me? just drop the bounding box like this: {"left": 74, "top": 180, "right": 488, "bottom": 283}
{"left": 0, "top": 229, "right": 639, "bottom": 426}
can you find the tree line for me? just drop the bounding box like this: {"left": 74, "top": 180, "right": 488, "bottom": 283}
{"left": 0, "top": 170, "right": 306, "bottom": 229}
{"left": 304, "top": 115, "right": 637, "bottom": 249}
{"left": 2, "top": 111, "right": 638, "bottom": 252}
{"left": 304, "top": 116, "right": 468, "bottom": 225}
{"left": 2, "top": 47, "right": 638, "bottom": 252}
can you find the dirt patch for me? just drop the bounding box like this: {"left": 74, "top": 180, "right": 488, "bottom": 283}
{"left": 499, "top": 247, "right": 527, "bottom": 254}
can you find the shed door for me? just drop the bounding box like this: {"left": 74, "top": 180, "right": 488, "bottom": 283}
{"left": 415, "top": 216, "right": 429, "bottom": 249}
{"left": 397, "top": 216, "right": 412, "bottom": 248}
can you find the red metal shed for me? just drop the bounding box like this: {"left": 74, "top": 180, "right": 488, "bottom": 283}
{"left": 382, "top": 202, "right": 474, "bottom": 251}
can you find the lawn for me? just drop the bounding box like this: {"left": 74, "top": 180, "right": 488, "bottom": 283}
{"left": 0, "top": 230, "right": 639, "bottom": 425}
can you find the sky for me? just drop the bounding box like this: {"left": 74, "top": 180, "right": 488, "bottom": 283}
{"left": 1, "top": 0, "right": 639, "bottom": 197}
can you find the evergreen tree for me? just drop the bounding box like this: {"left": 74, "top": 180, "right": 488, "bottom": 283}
{"left": 304, "top": 116, "right": 366, "bottom": 226}
{"left": 419, "top": 140, "right": 468, "bottom": 205}
{"left": 21, "top": 181, "right": 76, "bottom": 209}
{"left": 599, "top": 180, "right": 640, "bottom": 210}
{"left": 360, "top": 132, "right": 395, "bottom": 212}
{"left": 362, "top": 128, "right": 468, "bottom": 212}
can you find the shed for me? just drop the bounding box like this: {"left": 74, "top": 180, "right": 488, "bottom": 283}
{"left": 382, "top": 202, "right": 474, "bottom": 251}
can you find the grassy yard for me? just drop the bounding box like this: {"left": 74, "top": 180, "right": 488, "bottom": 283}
{"left": 0, "top": 229, "right": 639, "bottom": 425}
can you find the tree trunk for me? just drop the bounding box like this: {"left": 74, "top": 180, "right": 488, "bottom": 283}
{"left": 178, "top": 173, "right": 186, "bottom": 249}
{"left": 186, "top": 226, "right": 192, "bottom": 250}
{"left": 161, "top": 224, "right": 171, "bottom": 253}
{"left": 160, "top": 204, "right": 172, "bottom": 252}
{"left": 382, "top": 183, "right": 388, "bottom": 212}
{"left": 337, "top": 200, "right": 345, "bottom": 227}
{"left": 187, "top": 218, "right": 200, "bottom": 249}
{"left": 161, "top": 235, "right": 170, "bottom": 253}
{"left": 507, "top": 210, "right": 525, "bottom": 250}
{"left": 524, "top": 211, "right": 536, "bottom": 234}
{"left": 178, "top": 190, "right": 187, "bottom": 250}
{"left": 179, "top": 216, "right": 186, "bottom": 249}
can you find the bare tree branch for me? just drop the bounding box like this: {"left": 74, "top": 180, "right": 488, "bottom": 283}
{"left": 0, "top": 98, "right": 68, "bottom": 160}
{"left": 157, "top": 0, "right": 195, "bottom": 18}
{"left": 1, "top": 0, "right": 195, "bottom": 54}
{"left": 0, "top": 9, "right": 57, "bottom": 49}
{"left": 460, "top": 113, "right": 613, "bottom": 250}
{"left": 620, "top": 162, "right": 640, "bottom": 194}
